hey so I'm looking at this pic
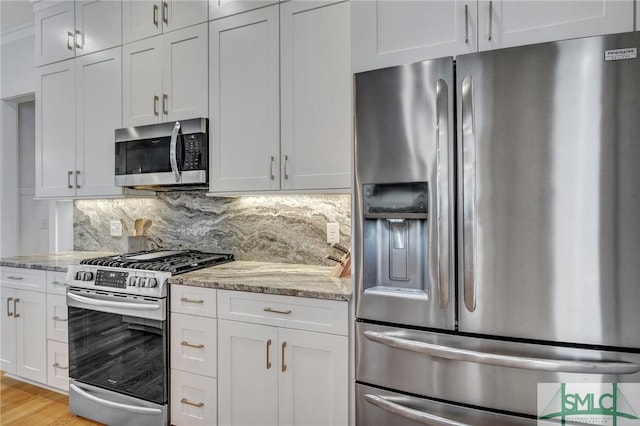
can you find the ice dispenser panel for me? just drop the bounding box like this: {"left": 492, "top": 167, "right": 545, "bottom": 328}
{"left": 362, "top": 182, "right": 429, "bottom": 298}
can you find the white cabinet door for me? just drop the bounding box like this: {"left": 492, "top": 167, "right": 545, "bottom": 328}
{"left": 280, "top": 1, "right": 351, "bottom": 191}
{"left": 47, "top": 340, "right": 69, "bottom": 391}
{"left": 218, "top": 319, "right": 278, "bottom": 426}
{"left": 209, "top": 0, "right": 278, "bottom": 21}
{"left": 209, "top": 5, "right": 280, "bottom": 193}
{"left": 123, "top": 0, "right": 162, "bottom": 44}
{"left": 171, "top": 313, "right": 217, "bottom": 377}
{"left": 15, "top": 290, "right": 47, "bottom": 384}
{"left": 36, "top": 60, "right": 76, "bottom": 198}
{"left": 163, "top": 24, "right": 209, "bottom": 122}
{"left": 351, "top": 0, "right": 477, "bottom": 72}
{"left": 47, "top": 294, "right": 68, "bottom": 343}
{"left": 278, "top": 328, "right": 349, "bottom": 426}
{"left": 75, "top": 0, "right": 122, "bottom": 56}
{"left": 171, "top": 369, "right": 217, "bottom": 426}
{"left": 75, "top": 47, "right": 123, "bottom": 197}
{"left": 123, "top": 36, "right": 163, "bottom": 126}
{"left": 0, "top": 287, "right": 17, "bottom": 374}
{"left": 35, "top": 1, "right": 76, "bottom": 66}
{"left": 46, "top": 272, "right": 68, "bottom": 296}
{"left": 165, "top": 0, "right": 208, "bottom": 33}
{"left": 477, "top": 0, "right": 634, "bottom": 51}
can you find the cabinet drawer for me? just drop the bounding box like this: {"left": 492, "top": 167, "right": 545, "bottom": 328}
{"left": 47, "top": 340, "right": 69, "bottom": 391}
{"left": 171, "top": 369, "right": 217, "bottom": 426}
{"left": 170, "top": 285, "right": 216, "bottom": 318}
{"left": 218, "top": 290, "right": 348, "bottom": 336}
{"left": 46, "top": 271, "right": 68, "bottom": 296}
{"left": 0, "top": 267, "right": 46, "bottom": 292}
{"left": 47, "top": 294, "right": 68, "bottom": 342}
{"left": 171, "top": 313, "right": 217, "bottom": 377}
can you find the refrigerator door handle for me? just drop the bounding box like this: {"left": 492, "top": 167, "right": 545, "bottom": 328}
{"left": 435, "top": 79, "right": 450, "bottom": 309}
{"left": 364, "top": 393, "right": 472, "bottom": 426}
{"left": 461, "top": 75, "right": 476, "bottom": 312}
{"left": 364, "top": 331, "right": 640, "bottom": 374}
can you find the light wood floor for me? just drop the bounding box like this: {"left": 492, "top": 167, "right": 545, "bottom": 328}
{"left": 0, "top": 371, "right": 102, "bottom": 426}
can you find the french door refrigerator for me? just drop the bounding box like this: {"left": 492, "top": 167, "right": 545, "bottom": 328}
{"left": 354, "top": 31, "right": 640, "bottom": 425}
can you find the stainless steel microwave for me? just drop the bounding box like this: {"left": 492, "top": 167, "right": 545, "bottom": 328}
{"left": 115, "top": 118, "right": 208, "bottom": 189}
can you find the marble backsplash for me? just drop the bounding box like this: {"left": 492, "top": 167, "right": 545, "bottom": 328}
{"left": 74, "top": 192, "right": 351, "bottom": 266}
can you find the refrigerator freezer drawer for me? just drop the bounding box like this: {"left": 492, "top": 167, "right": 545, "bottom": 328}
{"left": 356, "top": 383, "right": 536, "bottom": 426}
{"left": 356, "top": 322, "right": 640, "bottom": 417}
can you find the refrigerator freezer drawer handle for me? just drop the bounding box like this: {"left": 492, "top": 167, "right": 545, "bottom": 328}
{"left": 69, "top": 384, "right": 162, "bottom": 415}
{"left": 364, "top": 393, "right": 472, "bottom": 426}
{"left": 363, "top": 331, "right": 640, "bottom": 374}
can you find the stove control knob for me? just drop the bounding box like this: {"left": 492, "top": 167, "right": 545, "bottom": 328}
{"left": 138, "top": 277, "right": 147, "bottom": 288}
{"left": 82, "top": 272, "right": 94, "bottom": 281}
{"left": 147, "top": 278, "right": 158, "bottom": 288}
{"left": 127, "top": 277, "right": 135, "bottom": 286}
{"left": 75, "top": 272, "right": 83, "bottom": 281}
{"left": 131, "top": 276, "right": 140, "bottom": 287}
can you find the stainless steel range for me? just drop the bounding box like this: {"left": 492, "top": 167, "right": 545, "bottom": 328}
{"left": 66, "top": 250, "right": 233, "bottom": 426}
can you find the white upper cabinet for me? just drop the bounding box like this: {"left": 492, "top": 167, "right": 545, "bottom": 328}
{"left": 35, "top": 0, "right": 122, "bottom": 66}
{"left": 209, "top": 5, "right": 281, "bottom": 192}
{"left": 123, "top": 0, "right": 208, "bottom": 44}
{"left": 123, "top": 23, "right": 208, "bottom": 127}
{"left": 209, "top": 0, "right": 278, "bottom": 21}
{"left": 280, "top": 0, "right": 351, "bottom": 191}
{"left": 351, "top": 0, "right": 634, "bottom": 72}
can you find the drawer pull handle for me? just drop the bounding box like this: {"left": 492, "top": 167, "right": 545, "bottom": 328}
{"left": 180, "top": 297, "right": 204, "bottom": 304}
{"left": 51, "top": 281, "right": 67, "bottom": 287}
{"left": 266, "top": 339, "right": 272, "bottom": 369}
{"left": 181, "top": 341, "right": 204, "bottom": 349}
{"left": 180, "top": 398, "right": 204, "bottom": 408}
{"left": 7, "top": 276, "right": 23, "bottom": 280}
{"left": 52, "top": 316, "right": 68, "bottom": 322}
{"left": 281, "top": 341, "right": 287, "bottom": 372}
{"left": 264, "top": 307, "right": 292, "bottom": 315}
{"left": 52, "top": 362, "right": 69, "bottom": 370}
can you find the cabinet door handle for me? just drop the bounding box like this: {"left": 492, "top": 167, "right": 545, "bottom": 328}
{"left": 52, "top": 362, "right": 69, "bottom": 370}
{"left": 75, "top": 170, "right": 80, "bottom": 188}
{"left": 6, "top": 297, "right": 13, "bottom": 317}
{"left": 153, "top": 96, "right": 159, "bottom": 116}
{"left": 180, "top": 297, "right": 204, "bottom": 304}
{"left": 464, "top": 4, "right": 469, "bottom": 44}
{"left": 162, "top": 94, "right": 169, "bottom": 115}
{"left": 180, "top": 398, "right": 204, "bottom": 408}
{"left": 13, "top": 298, "right": 20, "bottom": 318}
{"left": 263, "top": 307, "right": 292, "bottom": 315}
{"left": 180, "top": 341, "right": 204, "bottom": 349}
{"left": 7, "top": 276, "right": 23, "bottom": 280}
{"left": 52, "top": 316, "right": 68, "bottom": 322}
{"left": 266, "top": 339, "right": 272, "bottom": 369}
{"left": 488, "top": 0, "right": 493, "bottom": 41}
{"left": 67, "top": 32, "right": 74, "bottom": 50}
{"left": 270, "top": 156, "right": 275, "bottom": 180}
{"left": 75, "top": 30, "right": 82, "bottom": 49}
{"left": 283, "top": 155, "right": 289, "bottom": 180}
{"left": 68, "top": 171, "right": 73, "bottom": 188}
{"left": 153, "top": 4, "right": 159, "bottom": 27}
{"left": 281, "top": 341, "right": 287, "bottom": 372}
{"left": 163, "top": 1, "right": 169, "bottom": 25}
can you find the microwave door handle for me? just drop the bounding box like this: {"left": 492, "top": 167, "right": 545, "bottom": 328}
{"left": 435, "top": 78, "right": 450, "bottom": 309}
{"left": 170, "top": 121, "right": 181, "bottom": 182}
{"left": 364, "top": 394, "right": 471, "bottom": 426}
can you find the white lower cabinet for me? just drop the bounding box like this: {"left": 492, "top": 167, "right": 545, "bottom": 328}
{"left": 45, "top": 271, "right": 69, "bottom": 391}
{"left": 47, "top": 339, "right": 69, "bottom": 391}
{"left": 171, "top": 369, "right": 217, "bottom": 426}
{"left": 217, "top": 290, "right": 349, "bottom": 426}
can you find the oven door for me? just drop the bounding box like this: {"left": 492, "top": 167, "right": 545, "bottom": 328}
{"left": 67, "top": 288, "right": 167, "bottom": 405}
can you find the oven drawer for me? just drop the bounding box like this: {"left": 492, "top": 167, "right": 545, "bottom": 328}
{"left": 357, "top": 322, "right": 640, "bottom": 417}
{"left": 171, "top": 313, "right": 217, "bottom": 377}
{"left": 217, "top": 290, "right": 348, "bottom": 335}
{"left": 0, "top": 267, "right": 46, "bottom": 292}
{"left": 170, "top": 284, "right": 216, "bottom": 318}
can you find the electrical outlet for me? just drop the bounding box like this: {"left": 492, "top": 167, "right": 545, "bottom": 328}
{"left": 327, "top": 223, "right": 340, "bottom": 244}
{"left": 110, "top": 220, "right": 123, "bottom": 237}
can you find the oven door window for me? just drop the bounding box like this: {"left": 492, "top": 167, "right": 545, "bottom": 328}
{"left": 68, "top": 306, "right": 167, "bottom": 404}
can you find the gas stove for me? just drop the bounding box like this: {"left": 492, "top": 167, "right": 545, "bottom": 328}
{"left": 66, "top": 250, "right": 233, "bottom": 298}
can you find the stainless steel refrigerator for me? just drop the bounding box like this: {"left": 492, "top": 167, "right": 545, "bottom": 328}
{"left": 354, "top": 31, "right": 640, "bottom": 425}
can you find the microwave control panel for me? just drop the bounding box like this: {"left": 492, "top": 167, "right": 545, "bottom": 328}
{"left": 183, "top": 134, "right": 207, "bottom": 171}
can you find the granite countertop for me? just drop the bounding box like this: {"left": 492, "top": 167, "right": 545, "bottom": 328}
{"left": 0, "top": 251, "right": 116, "bottom": 272}
{"left": 169, "top": 261, "right": 352, "bottom": 301}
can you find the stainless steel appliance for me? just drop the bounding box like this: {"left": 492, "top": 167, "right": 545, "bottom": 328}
{"left": 66, "top": 250, "right": 233, "bottom": 426}
{"left": 115, "top": 118, "right": 208, "bottom": 189}
{"left": 354, "top": 32, "right": 640, "bottom": 425}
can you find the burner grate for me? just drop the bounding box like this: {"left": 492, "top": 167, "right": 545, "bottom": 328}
{"left": 81, "top": 250, "right": 234, "bottom": 274}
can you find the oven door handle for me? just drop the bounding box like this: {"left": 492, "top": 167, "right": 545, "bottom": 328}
{"left": 67, "top": 292, "right": 161, "bottom": 311}
{"left": 70, "top": 383, "right": 162, "bottom": 415}
{"left": 364, "top": 393, "right": 471, "bottom": 426}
